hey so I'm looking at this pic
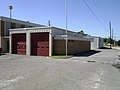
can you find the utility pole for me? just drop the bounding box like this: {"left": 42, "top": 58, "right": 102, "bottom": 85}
{"left": 48, "top": 20, "right": 51, "bottom": 27}
{"left": 112, "top": 28, "right": 113, "bottom": 45}
{"left": 65, "top": 0, "right": 68, "bottom": 57}
{"left": 109, "top": 21, "right": 112, "bottom": 48}
{"left": 114, "top": 36, "right": 116, "bottom": 46}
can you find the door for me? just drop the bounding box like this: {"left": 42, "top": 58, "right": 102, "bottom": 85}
{"left": 31, "top": 33, "right": 49, "bottom": 56}
{"left": 37, "top": 41, "right": 49, "bottom": 56}
{"left": 12, "top": 33, "right": 26, "bottom": 54}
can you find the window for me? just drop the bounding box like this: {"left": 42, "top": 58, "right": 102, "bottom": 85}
{"left": 11, "top": 23, "right": 16, "bottom": 29}
{"left": 21, "top": 24, "right": 25, "bottom": 28}
{"left": 1, "top": 20, "right": 5, "bottom": 36}
{"left": 68, "top": 40, "right": 74, "bottom": 42}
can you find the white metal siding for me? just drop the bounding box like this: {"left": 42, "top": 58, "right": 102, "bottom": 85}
{"left": 91, "top": 37, "right": 103, "bottom": 49}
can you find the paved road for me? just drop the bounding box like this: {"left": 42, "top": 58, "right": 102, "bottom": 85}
{"left": 0, "top": 49, "right": 120, "bottom": 90}
{"left": 112, "top": 46, "right": 120, "bottom": 50}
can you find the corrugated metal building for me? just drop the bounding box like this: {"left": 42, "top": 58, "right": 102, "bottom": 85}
{"left": 90, "top": 36, "right": 104, "bottom": 49}
{"left": 10, "top": 27, "right": 91, "bottom": 56}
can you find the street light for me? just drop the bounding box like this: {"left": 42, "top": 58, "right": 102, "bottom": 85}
{"left": 9, "top": 6, "right": 13, "bottom": 19}
{"left": 8, "top": 6, "right": 13, "bottom": 53}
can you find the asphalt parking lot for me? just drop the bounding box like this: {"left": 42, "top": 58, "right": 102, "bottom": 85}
{"left": 0, "top": 49, "right": 120, "bottom": 90}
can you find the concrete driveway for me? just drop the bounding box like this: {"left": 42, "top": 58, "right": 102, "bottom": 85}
{"left": 0, "top": 49, "right": 120, "bottom": 90}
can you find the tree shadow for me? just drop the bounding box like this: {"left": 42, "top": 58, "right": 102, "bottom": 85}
{"left": 112, "top": 63, "right": 120, "bottom": 70}
{"left": 74, "top": 50, "right": 101, "bottom": 57}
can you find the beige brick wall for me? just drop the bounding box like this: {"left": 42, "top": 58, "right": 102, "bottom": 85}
{"left": 0, "top": 20, "right": 8, "bottom": 52}
{"left": 53, "top": 40, "right": 90, "bottom": 55}
{"left": 53, "top": 40, "right": 65, "bottom": 55}
{"left": 1, "top": 36, "right": 8, "bottom": 52}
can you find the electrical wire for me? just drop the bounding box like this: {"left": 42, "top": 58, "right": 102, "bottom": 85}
{"left": 92, "top": 0, "right": 106, "bottom": 24}
{"left": 114, "top": 33, "right": 120, "bottom": 36}
{"left": 82, "top": 0, "right": 108, "bottom": 31}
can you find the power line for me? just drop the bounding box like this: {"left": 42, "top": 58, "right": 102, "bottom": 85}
{"left": 99, "top": 0, "right": 109, "bottom": 20}
{"left": 114, "top": 30, "right": 120, "bottom": 35}
{"left": 92, "top": 0, "right": 106, "bottom": 24}
{"left": 82, "top": 0, "right": 108, "bottom": 31}
{"left": 95, "top": 0, "right": 109, "bottom": 27}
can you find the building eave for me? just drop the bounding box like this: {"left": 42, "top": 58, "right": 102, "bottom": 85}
{"left": 54, "top": 35, "right": 92, "bottom": 41}
{"left": 9, "top": 27, "right": 52, "bottom": 34}
{"left": 0, "top": 16, "right": 44, "bottom": 27}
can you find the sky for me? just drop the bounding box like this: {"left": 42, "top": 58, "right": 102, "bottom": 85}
{"left": 0, "top": 0, "right": 120, "bottom": 40}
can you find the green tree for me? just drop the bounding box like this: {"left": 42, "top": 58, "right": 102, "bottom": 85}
{"left": 117, "top": 40, "right": 120, "bottom": 46}
{"left": 77, "top": 30, "right": 84, "bottom": 35}
{"left": 104, "top": 38, "right": 107, "bottom": 43}
{"left": 77, "top": 30, "right": 89, "bottom": 36}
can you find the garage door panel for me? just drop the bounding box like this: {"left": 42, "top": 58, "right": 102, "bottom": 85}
{"left": 37, "top": 41, "right": 49, "bottom": 56}
{"left": 12, "top": 34, "right": 26, "bottom": 55}
{"left": 37, "top": 49, "right": 49, "bottom": 56}
{"left": 17, "top": 42, "right": 26, "bottom": 55}
{"left": 31, "top": 33, "right": 49, "bottom": 56}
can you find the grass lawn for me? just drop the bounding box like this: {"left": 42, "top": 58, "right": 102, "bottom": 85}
{"left": 50, "top": 55, "right": 72, "bottom": 59}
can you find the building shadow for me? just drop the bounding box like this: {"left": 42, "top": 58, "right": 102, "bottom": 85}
{"left": 0, "top": 53, "right": 6, "bottom": 56}
{"left": 99, "top": 47, "right": 112, "bottom": 49}
{"left": 74, "top": 50, "right": 101, "bottom": 57}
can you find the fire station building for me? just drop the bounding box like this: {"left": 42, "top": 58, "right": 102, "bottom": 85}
{"left": 9, "top": 27, "right": 91, "bottom": 56}
{"left": 0, "top": 16, "right": 43, "bottom": 53}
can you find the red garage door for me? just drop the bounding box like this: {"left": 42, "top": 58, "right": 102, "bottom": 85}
{"left": 37, "top": 41, "right": 49, "bottom": 56}
{"left": 17, "top": 42, "right": 26, "bottom": 55}
{"left": 12, "top": 33, "right": 26, "bottom": 55}
{"left": 31, "top": 33, "right": 49, "bottom": 56}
